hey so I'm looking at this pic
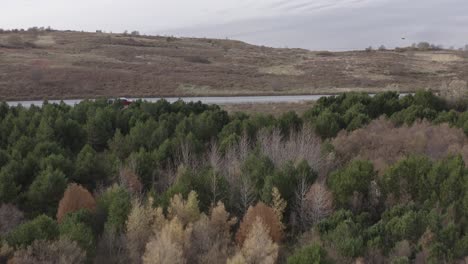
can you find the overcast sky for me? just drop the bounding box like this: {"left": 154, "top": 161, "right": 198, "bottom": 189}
{"left": 2, "top": 0, "right": 468, "bottom": 50}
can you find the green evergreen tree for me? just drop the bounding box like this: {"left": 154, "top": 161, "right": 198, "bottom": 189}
{"left": 287, "top": 244, "right": 332, "bottom": 264}
{"left": 328, "top": 160, "right": 374, "bottom": 207}
{"left": 27, "top": 167, "right": 67, "bottom": 216}
{"left": 6, "top": 215, "right": 59, "bottom": 248}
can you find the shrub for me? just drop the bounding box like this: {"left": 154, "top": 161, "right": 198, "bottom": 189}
{"left": 5, "top": 35, "right": 24, "bottom": 47}
{"left": 417, "top": 42, "right": 431, "bottom": 50}
{"left": 184, "top": 56, "right": 211, "bottom": 64}
{"left": 316, "top": 51, "right": 334, "bottom": 57}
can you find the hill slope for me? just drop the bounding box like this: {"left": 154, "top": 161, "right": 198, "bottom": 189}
{"left": 0, "top": 30, "right": 467, "bottom": 100}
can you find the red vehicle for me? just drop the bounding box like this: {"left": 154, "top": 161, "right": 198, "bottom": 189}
{"left": 108, "top": 97, "right": 133, "bottom": 106}
{"left": 119, "top": 97, "right": 133, "bottom": 106}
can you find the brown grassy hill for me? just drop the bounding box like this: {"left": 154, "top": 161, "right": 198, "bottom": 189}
{"left": 0, "top": 30, "right": 467, "bottom": 100}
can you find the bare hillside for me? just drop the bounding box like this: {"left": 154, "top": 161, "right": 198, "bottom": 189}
{"left": 0, "top": 30, "right": 467, "bottom": 100}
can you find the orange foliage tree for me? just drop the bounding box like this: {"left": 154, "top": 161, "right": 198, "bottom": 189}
{"left": 56, "top": 184, "right": 96, "bottom": 223}
{"left": 236, "top": 202, "right": 283, "bottom": 245}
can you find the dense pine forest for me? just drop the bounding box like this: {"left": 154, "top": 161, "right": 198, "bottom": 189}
{"left": 0, "top": 91, "right": 467, "bottom": 264}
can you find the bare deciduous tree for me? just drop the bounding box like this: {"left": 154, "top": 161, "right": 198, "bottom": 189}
{"left": 208, "top": 142, "right": 223, "bottom": 204}
{"left": 154, "top": 164, "right": 177, "bottom": 194}
{"left": 294, "top": 175, "right": 311, "bottom": 232}
{"left": 305, "top": 183, "right": 334, "bottom": 225}
{"left": 221, "top": 132, "right": 252, "bottom": 210}
{"left": 238, "top": 176, "right": 256, "bottom": 214}
{"left": 333, "top": 118, "right": 468, "bottom": 172}
{"left": 257, "top": 126, "right": 327, "bottom": 177}
{"left": 0, "top": 204, "right": 24, "bottom": 236}
{"left": 95, "top": 229, "right": 129, "bottom": 264}
{"left": 119, "top": 167, "right": 143, "bottom": 195}
{"left": 12, "top": 238, "right": 86, "bottom": 264}
{"left": 178, "top": 139, "right": 193, "bottom": 167}
{"left": 209, "top": 141, "right": 222, "bottom": 172}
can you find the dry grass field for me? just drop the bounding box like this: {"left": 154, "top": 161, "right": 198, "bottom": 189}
{"left": 0, "top": 30, "right": 467, "bottom": 100}
{"left": 221, "top": 101, "right": 315, "bottom": 116}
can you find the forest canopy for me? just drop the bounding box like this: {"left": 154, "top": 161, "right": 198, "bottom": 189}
{"left": 0, "top": 91, "right": 467, "bottom": 263}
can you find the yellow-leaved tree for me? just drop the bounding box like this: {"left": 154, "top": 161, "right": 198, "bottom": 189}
{"left": 126, "top": 198, "right": 164, "bottom": 264}
{"left": 271, "top": 187, "right": 286, "bottom": 230}
{"left": 143, "top": 217, "right": 192, "bottom": 264}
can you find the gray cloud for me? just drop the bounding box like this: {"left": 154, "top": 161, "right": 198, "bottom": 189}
{"left": 159, "top": 0, "right": 468, "bottom": 50}
{"left": 1, "top": 0, "right": 467, "bottom": 50}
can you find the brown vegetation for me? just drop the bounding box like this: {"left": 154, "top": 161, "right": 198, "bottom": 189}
{"left": 125, "top": 198, "right": 162, "bottom": 264}
{"left": 332, "top": 118, "right": 468, "bottom": 171}
{"left": 229, "top": 218, "right": 279, "bottom": 264}
{"left": 56, "top": 184, "right": 96, "bottom": 222}
{"left": 141, "top": 194, "right": 236, "bottom": 264}
{"left": 0, "top": 204, "right": 24, "bottom": 236}
{"left": 10, "top": 238, "right": 85, "bottom": 264}
{"left": 1, "top": 31, "right": 468, "bottom": 100}
{"left": 167, "top": 191, "right": 201, "bottom": 226}
{"left": 187, "top": 202, "right": 237, "bottom": 263}
{"left": 119, "top": 167, "right": 143, "bottom": 194}
{"left": 236, "top": 202, "right": 283, "bottom": 245}
{"left": 143, "top": 217, "right": 190, "bottom": 264}
{"left": 221, "top": 102, "right": 314, "bottom": 117}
